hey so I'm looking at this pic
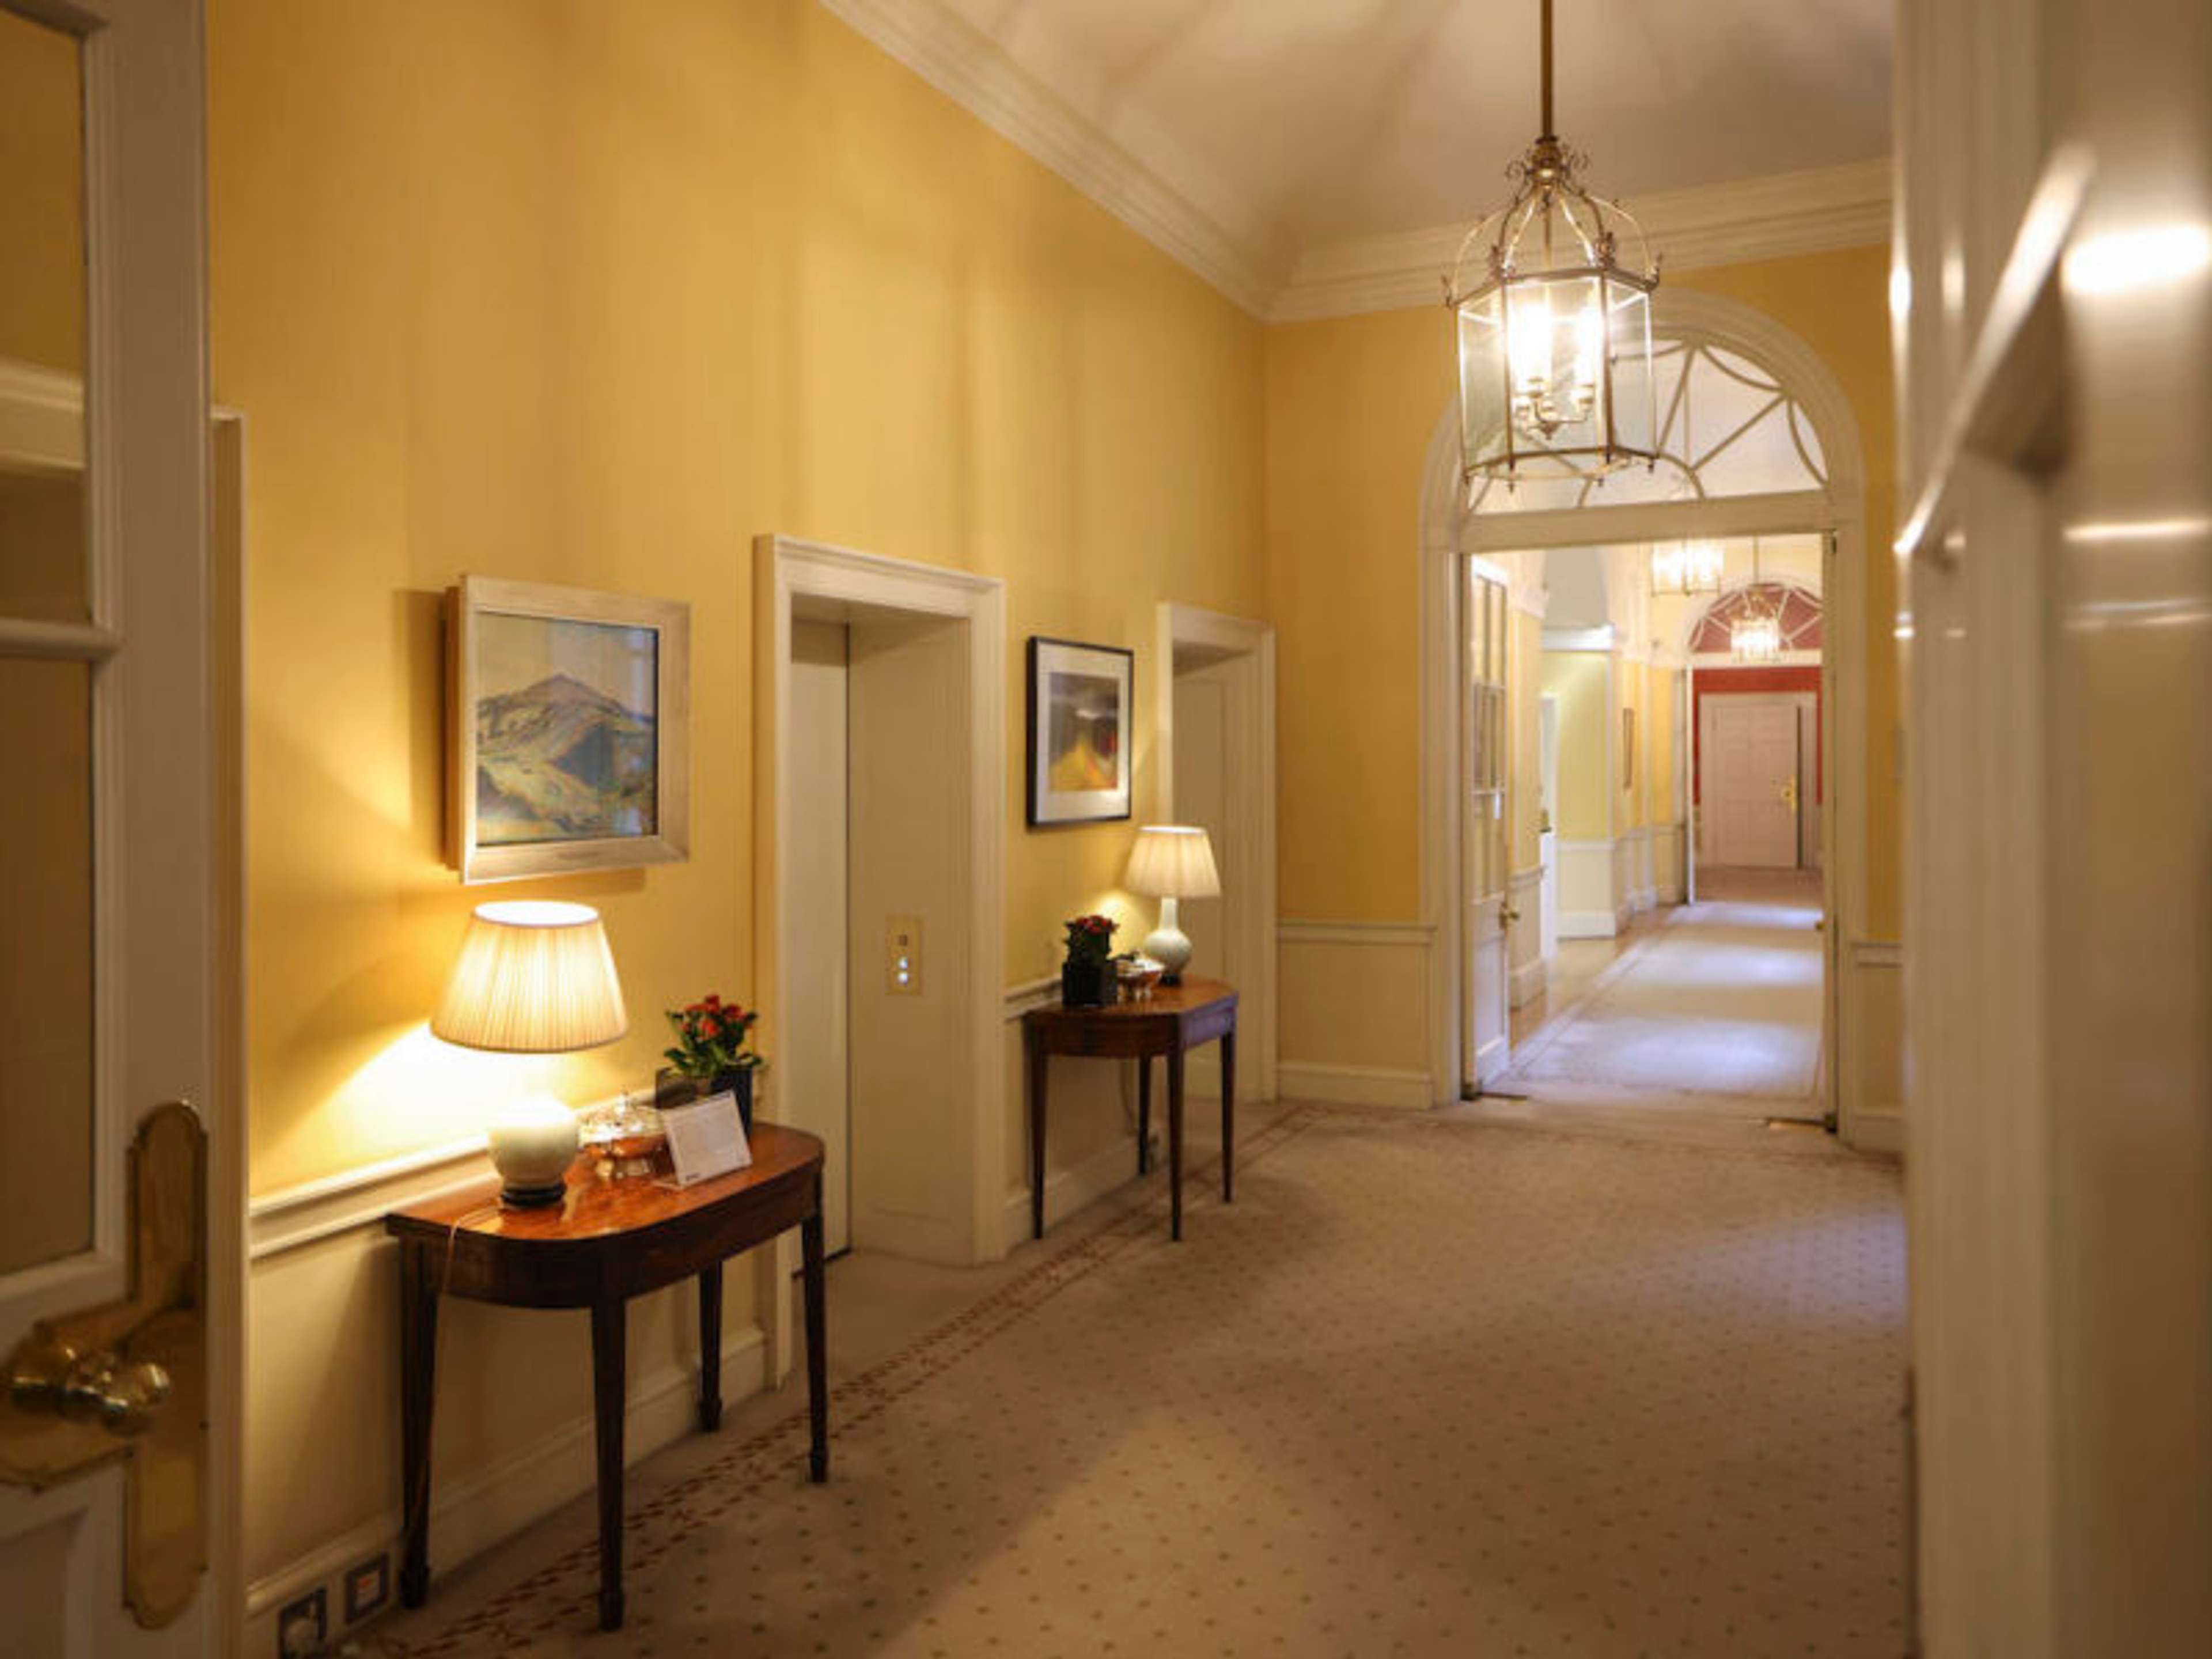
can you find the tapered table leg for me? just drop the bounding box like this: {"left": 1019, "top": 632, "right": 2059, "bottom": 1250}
{"left": 396, "top": 1241, "right": 438, "bottom": 1609}
{"left": 1028, "top": 1026, "right": 1049, "bottom": 1239}
{"left": 802, "top": 1184, "right": 830, "bottom": 1483}
{"left": 590, "top": 1300, "right": 627, "bottom": 1631}
{"left": 1137, "top": 1056, "right": 1152, "bottom": 1175}
{"left": 1167, "top": 1046, "right": 1186, "bottom": 1241}
{"left": 1220, "top": 1027, "right": 1236, "bottom": 1203}
{"left": 697, "top": 1262, "right": 723, "bottom": 1431}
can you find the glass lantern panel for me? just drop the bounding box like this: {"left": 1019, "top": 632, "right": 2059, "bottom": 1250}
{"left": 1457, "top": 289, "right": 1508, "bottom": 475}
{"left": 1605, "top": 278, "right": 1655, "bottom": 459}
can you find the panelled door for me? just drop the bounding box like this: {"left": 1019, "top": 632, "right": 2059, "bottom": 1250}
{"left": 1461, "top": 562, "right": 1510, "bottom": 1091}
{"left": 0, "top": 1, "right": 223, "bottom": 1653}
{"left": 1706, "top": 699, "right": 1801, "bottom": 867}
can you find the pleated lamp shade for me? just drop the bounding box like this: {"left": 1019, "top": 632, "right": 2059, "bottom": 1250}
{"left": 1124, "top": 825, "right": 1221, "bottom": 899}
{"left": 431, "top": 901, "right": 628, "bottom": 1053}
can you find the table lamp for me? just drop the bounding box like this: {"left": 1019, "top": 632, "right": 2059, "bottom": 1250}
{"left": 431, "top": 900, "right": 628, "bottom": 1207}
{"left": 1124, "top": 825, "right": 1221, "bottom": 985}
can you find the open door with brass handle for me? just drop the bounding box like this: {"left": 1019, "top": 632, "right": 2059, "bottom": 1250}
{"left": 2, "top": 1105, "right": 207, "bottom": 1626}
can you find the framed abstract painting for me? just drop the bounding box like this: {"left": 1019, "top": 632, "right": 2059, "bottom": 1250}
{"left": 447, "top": 575, "right": 691, "bottom": 882}
{"left": 1025, "top": 636, "right": 1134, "bottom": 827}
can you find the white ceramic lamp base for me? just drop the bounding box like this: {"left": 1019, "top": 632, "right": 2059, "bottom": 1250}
{"left": 488, "top": 1094, "right": 580, "bottom": 1207}
{"left": 1143, "top": 896, "right": 1194, "bottom": 984}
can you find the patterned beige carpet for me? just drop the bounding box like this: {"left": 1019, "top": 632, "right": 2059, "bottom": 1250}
{"left": 1501, "top": 872, "right": 1827, "bottom": 1107}
{"left": 382, "top": 1107, "right": 1907, "bottom": 1658}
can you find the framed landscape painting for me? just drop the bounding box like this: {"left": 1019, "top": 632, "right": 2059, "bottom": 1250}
{"left": 448, "top": 575, "right": 691, "bottom": 882}
{"left": 1026, "top": 636, "right": 1134, "bottom": 827}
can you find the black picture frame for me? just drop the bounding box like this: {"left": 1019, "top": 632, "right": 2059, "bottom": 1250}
{"left": 1025, "top": 635, "right": 1135, "bottom": 827}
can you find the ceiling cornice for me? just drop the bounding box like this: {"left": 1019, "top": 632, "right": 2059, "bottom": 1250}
{"left": 820, "top": 3, "right": 1891, "bottom": 327}
{"left": 818, "top": 0, "right": 1285, "bottom": 316}
{"left": 1271, "top": 159, "right": 1894, "bottom": 323}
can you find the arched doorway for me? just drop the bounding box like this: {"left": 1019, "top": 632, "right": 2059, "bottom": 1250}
{"left": 1416, "top": 289, "right": 1874, "bottom": 1139}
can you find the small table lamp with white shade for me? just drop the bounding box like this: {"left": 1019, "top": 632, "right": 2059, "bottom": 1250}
{"left": 431, "top": 900, "right": 628, "bottom": 1207}
{"left": 1124, "top": 824, "right": 1221, "bottom": 986}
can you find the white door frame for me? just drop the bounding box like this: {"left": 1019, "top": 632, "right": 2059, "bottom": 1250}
{"left": 1153, "top": 603, "right": 1277, "bottom": 1103}
{"left": 753, "top": 536, "right": 1008, "bottom": 1370}
{"left": 1418, "top": 290, "right": 1868, "bottom": 1139}
{"left": 0, "top": 0, "right": 236, "bottom": 1645}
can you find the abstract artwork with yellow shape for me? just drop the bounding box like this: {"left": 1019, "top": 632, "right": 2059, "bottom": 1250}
{"left": 1027, "top": 637, "right": 1133, "bottom": 826}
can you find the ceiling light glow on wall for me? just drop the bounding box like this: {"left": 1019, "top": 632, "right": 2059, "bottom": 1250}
{"left": 1445, "top": 0, "right": 1660, "bottom": 490}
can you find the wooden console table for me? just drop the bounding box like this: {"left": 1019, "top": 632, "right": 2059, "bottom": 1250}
{"left": 1022, "top": 976, "right": 1237, "bottom": 1242}
{"left": 385, "top": 1123, "right": 828, "bottom": 1633}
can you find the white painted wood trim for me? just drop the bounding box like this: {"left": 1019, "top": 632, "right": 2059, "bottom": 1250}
{"left": 0, "top": 356, "right": 84, "bottom": 471}
{"left": 1000, "top": 1131, "right": 1144, "bottom": 1239}
{"left": 755, "top": 534, "right": 1010, "bottom": 1390}
{"left": 816, "top": 0, "right": 1282, "bottom": 316}
{"left": 1275, "top": 159, "right": 1893, "bottom": 321}
{"left": 1558, "top": 908, "right": 1631, "bottom": 940}
{"left": 1542, "top": 624, "right": 1616, "bottom": 652}
{"left": 1274, "top": 1062, "right": 1434, "bottom": 1111}
{"left": 242, "top": 1323, "right": 767, "bottom": 1647}
{"left": 1508, "top": 955, "right": 1548, "bottom": 1008}
{"left": 1156, "top": 603, "right": 1279, "bottom": 1103}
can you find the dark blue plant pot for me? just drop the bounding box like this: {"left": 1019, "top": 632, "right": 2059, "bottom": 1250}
{"left": 1061, "top": 959, "right": 1115, "bottom": 1007}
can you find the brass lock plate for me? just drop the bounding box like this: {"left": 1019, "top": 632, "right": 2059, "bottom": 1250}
{"left": 1, "top": 1104, "right": 207, "bottom": 1627}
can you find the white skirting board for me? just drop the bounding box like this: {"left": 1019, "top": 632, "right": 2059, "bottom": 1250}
{"left": 1509, "top": 955, "right": 1548, "bottom": 1008}
{"left": 1274, "top": 1061, "right": 1434, "bottom": 1111}
{"left": 1002, "top": 1130, "right": 1145, "bottom": 1239}
{"left": 243, "top": 1323, "right": 767, "bottom": 1653}
{"left": 1558, "top": 907, "right": 1630, "bottom": 939}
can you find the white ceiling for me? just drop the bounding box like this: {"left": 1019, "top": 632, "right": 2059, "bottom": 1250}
{"left": 825, "top": 1, "right": 1895, "bottom": 316}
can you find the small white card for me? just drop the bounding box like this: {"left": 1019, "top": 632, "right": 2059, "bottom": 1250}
{"left": 659, "top": 1092, "right": 753, "bottom": 1187}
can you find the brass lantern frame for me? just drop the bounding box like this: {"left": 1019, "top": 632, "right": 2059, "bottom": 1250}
{"left": 1445, "top": 0, "right": 1661, "bottom": 489}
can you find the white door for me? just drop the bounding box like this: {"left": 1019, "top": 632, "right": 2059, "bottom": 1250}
{"left": 1171, "top": 656, "right": 1240, "bottom": 1095}
{"left": 1706, "top": 699, "right": 1801, "bottom": 868}
{"left": 1461, "top": 564, "right": 1510, "bottom": 1090}
{"left": 785, "top": 620, "right": 851, "bottom": 1253}
{"left": 1, "top": 1, "right": 223, "bottom": 1653}
{"left": 1537, "top": 694, "right": 1559, "bottom": 962}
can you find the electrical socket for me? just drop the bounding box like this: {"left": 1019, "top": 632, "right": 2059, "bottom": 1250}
{"left": 277, "top": 1585, "right": 327, "bottom": 1657}
{"left": 342, "top": 1551, "right": 390, "bottom": 1624}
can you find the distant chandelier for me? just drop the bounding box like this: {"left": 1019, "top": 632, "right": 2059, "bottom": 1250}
{"left": 1652, "top": 540, "right": 1723, "bottom": 596}
{"left": 1446, "top": 0, "right": 1660, "bottom": 489}
{"left": 1730, "top": 539, "right": 1785, "bottom": 663}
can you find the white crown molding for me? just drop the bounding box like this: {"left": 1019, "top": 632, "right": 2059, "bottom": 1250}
{"left": 817, "top": 0, "right": 1284, "bottom": 316}
{"left": 1271, "top": 158, "right": 1893, "bottom": 323}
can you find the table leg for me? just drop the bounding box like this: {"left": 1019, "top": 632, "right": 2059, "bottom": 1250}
{"left": 590, "top": 1300, "right": 627, "bottom": 1631}
{"left": 1221, "top": 1027, "right": 1236, "bottom": 1204}
{"left": 696, "top": 1262, "right": 723, "bottom": 1432}
{"left": 1167, "top": 1046, "right": 1186, "bottom": 1242}
{"left": 802, "top": 1184, "right": 830, "bottom": 1484}
{"left": 1027, "top": 1025, "right": 1049, "bottom": 1240}
{"left": 396, "top": 1241, "right": 438, "bottom": 1609}
{"left": 1136, "top": 1055, "right": 1152, "bottom": 1176}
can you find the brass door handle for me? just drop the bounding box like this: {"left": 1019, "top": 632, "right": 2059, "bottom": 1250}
{"left": 10, "top": 1336, "right": 172, "bottom": 1438}
{"left": 1502, "top": 905, "right": 1522, "bottom": 923}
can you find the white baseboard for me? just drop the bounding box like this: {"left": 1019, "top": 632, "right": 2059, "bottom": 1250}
{"left": 1657, "top": 880, "right": 1686, "bottom": 904}
{"left": 243, "top": 1323, "right": 767, "bottom": 1649}
{"left": 1509, "top": 955, "right": 1548, "bottom": 1008}
{"left": 1844, "top": 1107, "right": 1904, "bottom": 1156}
{"left": 1275, "top": 1061, "right": 1434, "bottom": 1110}
{"left": 1558, "top": 907, "right": 1628, "bottom": 940}
{"left": 1001, "top": 1130, "right": 1142, "bottom": 1240}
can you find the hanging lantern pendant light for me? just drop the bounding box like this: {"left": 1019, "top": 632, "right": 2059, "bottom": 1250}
{"left": 1730, "top": 538, "right": 1785, "bottom": 663}
{"left": 1446, "top": 0, "right": 1661, "bottom": 488}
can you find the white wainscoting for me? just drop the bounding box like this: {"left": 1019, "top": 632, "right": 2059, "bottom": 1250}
{"left": 999, "top": 976, "right": 1146, "bottom": 1236}
{"left": 1840, "top": 938, "right": 1904, "bottom": 1154}
{"left": 1652, "top": 822, "right": 1687, "bottom": 904}
{"left": 1555, "top": 838, "right": 1629, "bottom": 938}
{"left": 1623, "top": 825, "right": 1659, "bottom": 912}
{"left": 1277, "top": 920, "right": 1438, "bottom": 1108}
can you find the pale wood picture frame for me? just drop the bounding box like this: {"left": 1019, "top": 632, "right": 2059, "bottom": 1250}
{"left": 447, "top": 575, "right": 691, "bottom": 882}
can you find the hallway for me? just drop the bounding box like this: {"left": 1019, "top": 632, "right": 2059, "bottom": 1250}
{"left": 374, "top": 1101, "right": 1904, "bottom": 1659}
{"left": 1501, "top": 869, "right": 1826, "bottom": 1118}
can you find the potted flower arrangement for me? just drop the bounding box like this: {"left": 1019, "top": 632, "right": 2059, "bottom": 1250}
{"left": 1060, "top": 913, "right": 1118, "bottom": 1007}
{"left": 658, "top": 993, "right": 764, "bottom": 1133}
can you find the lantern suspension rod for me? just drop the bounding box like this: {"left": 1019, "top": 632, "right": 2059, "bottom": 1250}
{"left": 1539, "top": 0, "right": 1555, "bottom": 138}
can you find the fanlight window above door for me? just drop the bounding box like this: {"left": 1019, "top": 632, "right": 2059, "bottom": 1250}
{"left": 1689, "top": 583, "right": 1824, "bottom": 656}
{"left": 1468, "top": 339, "right": 1828, "bottom": 516}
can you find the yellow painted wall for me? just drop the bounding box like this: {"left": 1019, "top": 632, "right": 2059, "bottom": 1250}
{"left": 214, "top": 0, "right": 1266, "bottom": 1198}
{"left": 213, "top": 0, "right": 1264, "bottom": 1600}
{"left": 1541, "top": 652, "right": 1611, "bottom": 839}
{"left": 1264, "top": 247, "right": 1900, "bottom": 938}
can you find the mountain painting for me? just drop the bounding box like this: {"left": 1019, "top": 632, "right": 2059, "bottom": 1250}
{"left": 474, "top": 613, "right": 658, "bottom": 846}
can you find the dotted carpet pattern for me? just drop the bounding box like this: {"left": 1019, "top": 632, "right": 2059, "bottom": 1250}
{"left": 385, "top": 1107, "right": 1908, "bottom": 1658}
